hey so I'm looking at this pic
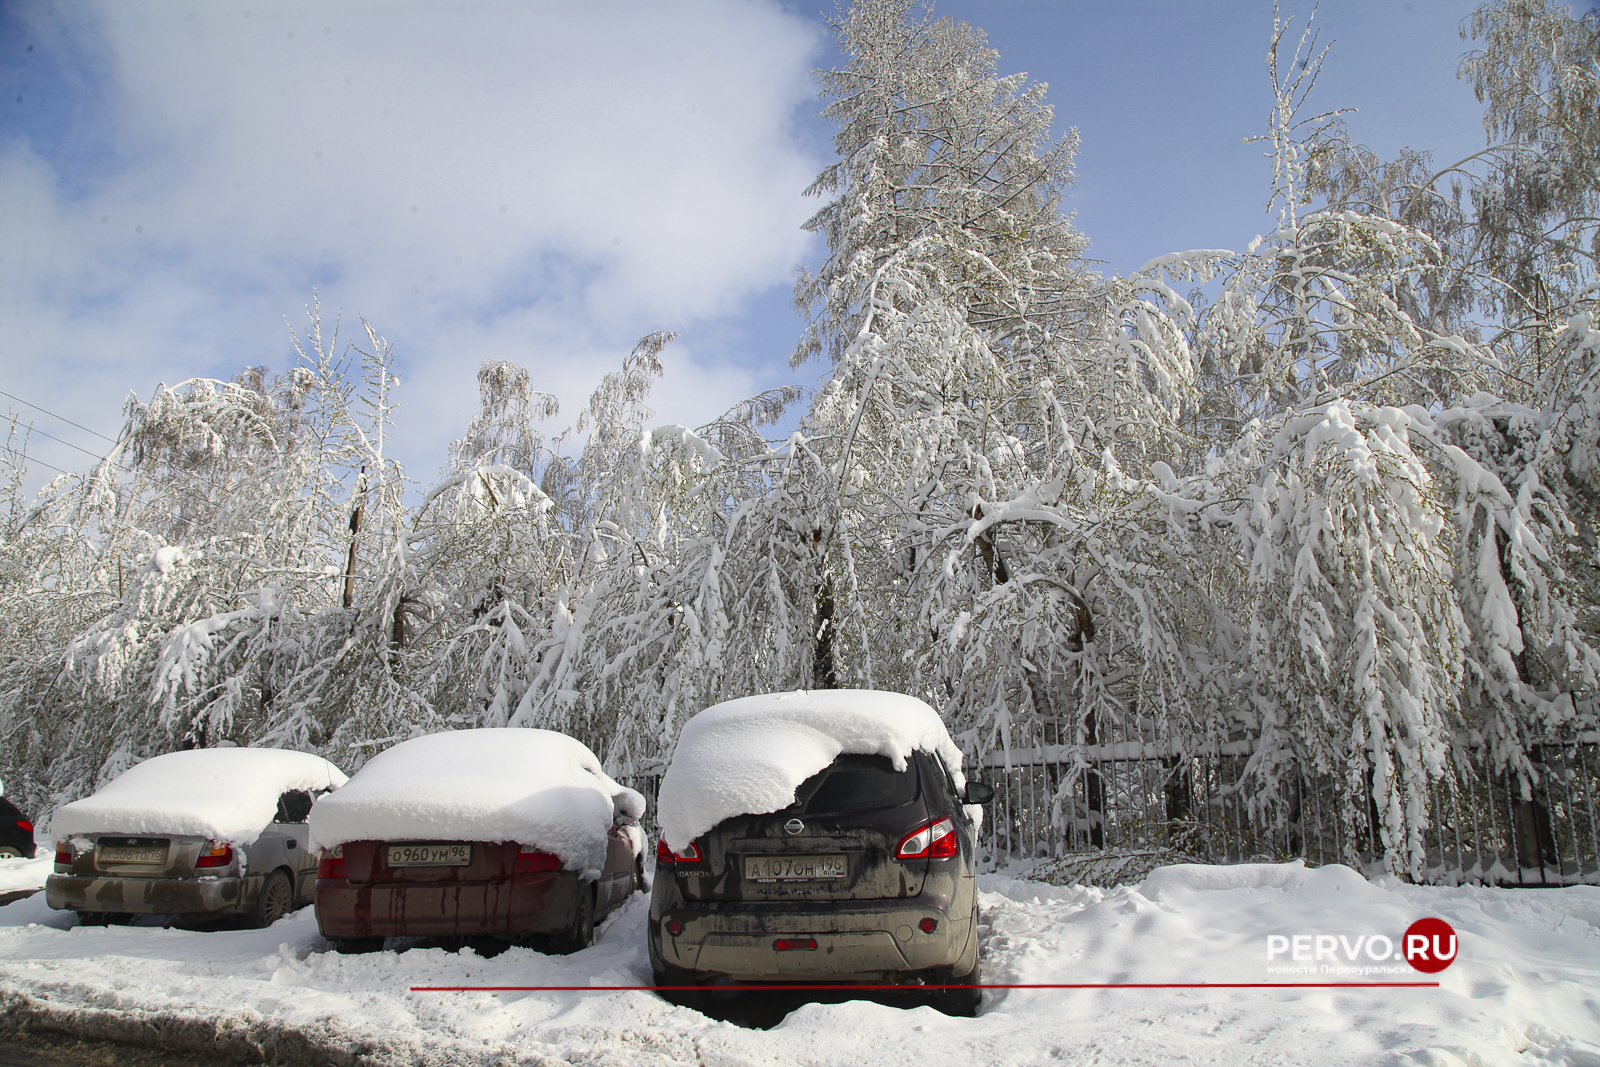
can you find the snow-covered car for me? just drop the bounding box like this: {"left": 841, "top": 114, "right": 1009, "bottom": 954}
{"left": 309, "top": 728, "right": 645, "bottom": 954}
{"left": 46, "top": 747, "right": 347, "bottom": 927}
{"left": 0, "top": 796, "right": 36, "bottom": 858}
{"left": 649, "top": 690, "right": 995, "bottom": 1015}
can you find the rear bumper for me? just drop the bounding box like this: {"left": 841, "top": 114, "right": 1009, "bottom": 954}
{"left": 45, "top": 872, "right": 251, "bottom": 915}
{"left": 650, "top": 897, "right": 976, "bottom": 980}
{"left": 314, "top": 871, "right": 580, "bottom": 938}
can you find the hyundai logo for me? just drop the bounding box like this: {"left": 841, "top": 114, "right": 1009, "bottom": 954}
{"left": 784, "top": 818, "right": 805, "bottom": 835}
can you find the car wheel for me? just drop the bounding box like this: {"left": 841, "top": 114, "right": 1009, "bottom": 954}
{"left": 552, "top": 884, "right": 595, "bottom": 955}
{"left": 634, "top": 855, "right": 646, "bottom": 894}
{"left": 930, "top": 957, "right": 981, "bottom": 1017}
{"left": 0, "top": 846, "right": 24, "bottom": 859}
{"left": 329, "top": 937, "right": 385, "bottom": 954}
{"left": 652, "top": 965, "right": 709, "bottom": 1011}
{"left": 252, "top": 869, "right": 294, "bottom": 929}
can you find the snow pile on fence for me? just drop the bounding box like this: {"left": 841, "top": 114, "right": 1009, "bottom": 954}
{"left": 49, "top": 748, "right": 347, "bottom": 848}
{"left": 308, "top": 729, "right": 645, "bottom": 876}
{"left": 657, "top": 690, "right": 967, "bottom": 849}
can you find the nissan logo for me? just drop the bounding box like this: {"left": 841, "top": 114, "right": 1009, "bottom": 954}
{"left": 784, "top": 818, "right": 805, "bottom": 835}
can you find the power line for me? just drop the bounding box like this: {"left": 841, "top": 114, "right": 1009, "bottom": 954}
{"left": 0, "top": 388, "right": 119, "bottom": 445}
{"left": 0, "top": 445, "right": 72, "bottom": 479}
{"left": 11, "top": 423, "right": 108, "bottom": 463}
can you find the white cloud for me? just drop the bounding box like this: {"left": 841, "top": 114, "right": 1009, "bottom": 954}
{"left": 0, "top": 0, "right": 825, "bottom": 487}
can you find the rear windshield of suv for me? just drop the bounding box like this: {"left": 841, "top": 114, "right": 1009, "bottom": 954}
{"left": 793, "top": 754, "right": 919, "bottom": 816}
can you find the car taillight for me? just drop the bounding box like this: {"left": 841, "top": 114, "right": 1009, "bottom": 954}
{"left": 317, "top": 844, "right": 345, "bottom": 878}
{"left": 195, "top": 841, "right": 233, "bottom": 868}
{"left": 514, "top": 846, "right": 560, "bottom": 873}
{"left": 896, "top": 816, "right": 957, "bottom": 860}
{"left": 655, "top": 837, "right": 701, "bottom": 864}
{"left": 16, "top": 820, "right": 32, "bottom": 835}
{"left": 54, "top": 842, "right": 70, "bottom": 867}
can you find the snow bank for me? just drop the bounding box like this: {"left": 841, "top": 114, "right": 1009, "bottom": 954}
{"left": 50, "top": 748, "right": 347, "bottom": 848}
{"left": 308, "top": 729, "right": 645, "bottom": 877}
{"left": 0, "top": 862, "right": 1597, "bottom": 1066}
{"left": 657, "top": 690, "right": 966, "bottom": 849}
{"left": 0, "top": 856, "right": 49, "bottom": 894}
{"left": 1139, "top": 859, "right": 1308, "bottom": 896}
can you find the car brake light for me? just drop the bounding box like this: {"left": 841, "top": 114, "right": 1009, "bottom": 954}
{"left": 655, "top": 838, "right": 700, "bottom": 863}
{"left": 54, "top": 842, "right": 70, "bottom": 866}
{"left": 774, "top": 938, "right": 817, "bottom": 951}
{"left": 17, "top": 821, "right": 31, "bottom": 835}
{"left": 195, "top": 841, "right": 233, "bottom": 868}
{"left": 317, "top": 844, "right": 344, "bottom": 878}
{"left": 514, "top": 846, "right": 561, "bottom": 873}
{"left": 896, "top": 816, "right": 957, "bottom": 860}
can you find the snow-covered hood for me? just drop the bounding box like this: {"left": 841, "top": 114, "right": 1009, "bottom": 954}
{"left": 51, "top": 748, "right": 348, "bottom": 848}
{"left": 307, "top": 728, "right": 645, "bottom": 877}
{"left": 657, "top": 689, "right": 966, "bottom": 850}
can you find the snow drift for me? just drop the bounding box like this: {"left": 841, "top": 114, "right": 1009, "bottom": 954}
{"left": 308, "top": 729, "right": 645, "bottom": 877}
{"left": 50, "top": 748, "right": 347, "bottom": 848}
{"left": 656, "top": 690, "right": 967, "bottom": 849}
{"left": 1, "top": 861, "right": 1597, "bottom": 1065}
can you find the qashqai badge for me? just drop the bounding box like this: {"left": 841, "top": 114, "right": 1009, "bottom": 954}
{"left": 784, "top": 818, "right": 805, "bottom": 835}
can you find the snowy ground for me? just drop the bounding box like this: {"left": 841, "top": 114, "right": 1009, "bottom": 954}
{"left": 0, "top": 855, "right": 49, "bottom": 895}
{"left": 0, "top": 862, "right": 1595, "bottom": 1066}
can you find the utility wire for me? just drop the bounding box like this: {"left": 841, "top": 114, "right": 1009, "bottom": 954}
{"left": 0, "top": 445, "right": 72, "bottom": 478}
{"left": 0, "top": 388, "right": 119, "bottom": 444}
{"left": 10, "top": 424, "right": 108, "bottom": 463}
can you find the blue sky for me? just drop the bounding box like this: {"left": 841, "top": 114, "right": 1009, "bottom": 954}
{"left": 0, "top": 0, "right": 1502, "bottom": 493}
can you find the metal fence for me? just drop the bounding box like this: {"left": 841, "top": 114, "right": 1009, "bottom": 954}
{"left": 978, "top": 731, "right": 1600, "bottom": 887}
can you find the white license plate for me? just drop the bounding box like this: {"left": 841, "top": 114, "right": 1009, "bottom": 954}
{"left": 387, "top": 843, "right": 472, "bottom": 867}
{"left": 744, "top": 854, "right": 848, "bottom": 881}
{"left": 99, "top": 846, "right": 166, "bottom": 864}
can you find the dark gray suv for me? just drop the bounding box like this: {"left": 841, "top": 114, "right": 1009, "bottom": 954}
{"left": 648, "top": 696, "right": 993, "bottom": 1016}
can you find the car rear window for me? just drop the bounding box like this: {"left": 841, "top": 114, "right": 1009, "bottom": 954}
{"left": 794, "top": 754, "right": 918, "bottom": 816}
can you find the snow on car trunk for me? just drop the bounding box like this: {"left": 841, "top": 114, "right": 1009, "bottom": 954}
{"left": 656, "top": 690, "right": 967, "bottom": 850}
{"left": 308, "top": 728, "right": 644, "bottom": 877}
{"left": 49, "top": 748, "right": 347, "bottom": 848}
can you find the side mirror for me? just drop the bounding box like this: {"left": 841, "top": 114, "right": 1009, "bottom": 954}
{"left": 613, "top": 810, "right": 640, "bottom": 828}
{"left": 962, "top": 781, "right": 995, "bottom": 805}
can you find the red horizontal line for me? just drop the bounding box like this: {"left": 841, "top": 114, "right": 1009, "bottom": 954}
{"left": 410, "top": 982, "right": 1441, "bottom": 992}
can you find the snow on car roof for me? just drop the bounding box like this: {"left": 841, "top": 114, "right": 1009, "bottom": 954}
{"left": 657, "top": 689, "right": 966, "bottom": 849}
{"left": 307, "top": 728, "right": 645, "bottom": 877}
{"left": 50, "top": 748, "right": 348, "bottom": 848}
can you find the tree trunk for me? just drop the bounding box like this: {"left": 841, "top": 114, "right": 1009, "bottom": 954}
{"left": 343, "top": 467, "right": 367, "bottom": 610}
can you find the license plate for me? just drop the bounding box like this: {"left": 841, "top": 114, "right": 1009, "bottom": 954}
{"left": 99, "top": 846, "right": 166, "bottom": 864}
{"left": 387, "top": 843, "right": 472, "bottom": 867}
{"left": 744, "top": 854, "right": 848, "bottom": 881}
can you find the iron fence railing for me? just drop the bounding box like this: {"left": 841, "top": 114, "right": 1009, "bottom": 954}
{"left": 976, "top": 731, "right": 1600, "bottom": 887}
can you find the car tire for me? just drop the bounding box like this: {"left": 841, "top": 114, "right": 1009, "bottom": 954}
{"left": 634, "top": 855, "right": 646, "bottom": 894}
{"left": 0, "top": 846, "right": 24, "bottom": 859}
{"left": 252, "top": 869, "right": 294, "bottom": 929}
{"left": 930, "top": 957, "right": 981, "bottom": 1017}
{"left": 552, "top": 884, "right": 595, "bottom": 955}
{"left": 652, "top": 965, "right": 709, "bottom": 1011}
{"left": 329, "top": 937, "right": 385, "bottom": 954}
